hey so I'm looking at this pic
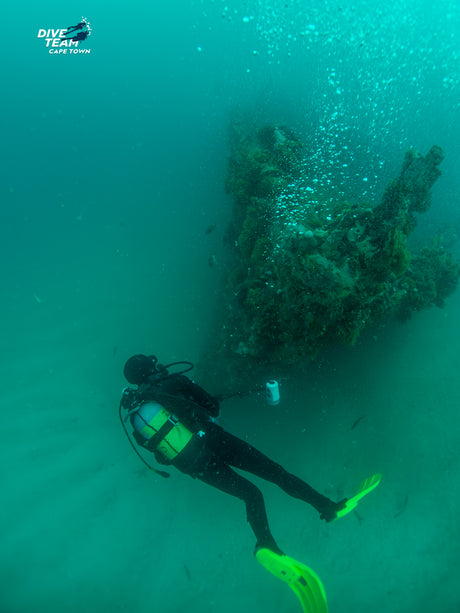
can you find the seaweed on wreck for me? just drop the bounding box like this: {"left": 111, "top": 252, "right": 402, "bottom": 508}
{"left": 220, "top": 123, "right": 459, "bottom": 364}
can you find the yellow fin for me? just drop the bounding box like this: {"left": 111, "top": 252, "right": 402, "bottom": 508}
{"left": 256, "top": 548, "right": 328, "bottom": 613}
{"left": 336, "top": 473, "right": 382, "bottom": 519}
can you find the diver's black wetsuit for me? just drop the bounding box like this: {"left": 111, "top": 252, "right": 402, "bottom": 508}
{"left": 131, "top": 373, "right": 339, "bottom": 553}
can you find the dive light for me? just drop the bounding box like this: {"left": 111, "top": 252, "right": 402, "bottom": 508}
{"left": 266, "top": 380, "right": 280, "bottom": 406}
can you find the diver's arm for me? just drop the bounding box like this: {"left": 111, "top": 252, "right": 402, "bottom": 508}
{"left": 137, "top": 374, "right": 220, "bottom": 421}
{"left": 175, "top": 375, "right": 220, "bottom": 417}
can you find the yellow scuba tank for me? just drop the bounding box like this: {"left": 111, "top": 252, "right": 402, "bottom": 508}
{"left": 131, "top": 401, "right": 194, "bottom": 461}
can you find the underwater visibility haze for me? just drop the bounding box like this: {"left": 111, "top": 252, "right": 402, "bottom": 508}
{"left": 1, "top": 1, "right": 459, "bottom": 612}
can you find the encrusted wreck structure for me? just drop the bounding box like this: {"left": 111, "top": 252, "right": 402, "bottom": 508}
{"left": 220, "top": 123, "right": 459, "bottom": 364}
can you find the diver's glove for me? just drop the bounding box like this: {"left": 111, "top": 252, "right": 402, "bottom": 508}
{"left": 319, "top": 498, "right": 348, "bottom": 522}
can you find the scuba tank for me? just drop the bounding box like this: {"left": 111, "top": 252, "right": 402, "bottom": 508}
{"left": 130, "top": 400, "right": 194, "bottom": 461}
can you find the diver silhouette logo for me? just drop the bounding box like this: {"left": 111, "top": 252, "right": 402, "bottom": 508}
{"left": 37, "top": 17, "right": 92, "bottom": 54}
{"left": 61, "top": 19, "right": 92, "bottom": 43}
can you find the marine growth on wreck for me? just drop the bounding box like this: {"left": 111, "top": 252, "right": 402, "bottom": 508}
{"left": 221, "top": 123, "right": 460, "bottom": 363}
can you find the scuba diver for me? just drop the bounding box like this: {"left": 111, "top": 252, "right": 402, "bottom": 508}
{"left": 120, "top": 353, "right": 348, "bottom": 556}
{"left": 61, "top": 30, "right": 89, "bottom": 43}
{"left": 65, "top": 21, "right": 86, "bottom": 33}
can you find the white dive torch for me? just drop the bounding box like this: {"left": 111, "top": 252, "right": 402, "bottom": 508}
{"left": 265, "top": 380, "right": 280, "bottom": 406}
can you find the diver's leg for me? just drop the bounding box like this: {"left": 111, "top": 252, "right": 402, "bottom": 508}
{"left": 195, "top": 459, "right": 283, "bottom": 554}
{"left": 209, "top": 428, "right": 340, "bottom": 520}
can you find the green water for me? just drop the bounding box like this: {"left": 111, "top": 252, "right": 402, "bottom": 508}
{"left": 1, "top": 1, "right": 459, "bottom": 612}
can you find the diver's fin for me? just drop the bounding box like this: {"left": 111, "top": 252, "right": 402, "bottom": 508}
{"left": 335, "top": 473, "right": 382, "bottom": 520}
{"left": 256, "top": 548, "right": 328, "bottom": 613}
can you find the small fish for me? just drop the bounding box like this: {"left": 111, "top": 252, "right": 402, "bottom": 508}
{"left": 394, "top": 494, "right": 409, "bottom": 518}
{"left": 353, "top": 509, "right": 363, "bottom": 526}
{"left": 205, "top": 224, "right": 217, "bottom": 235}
{"left": 183, "top": 564, "right": 191, "bottom": 581}
{"left": 208, "top": 254, "right": 217, "bottom": 267}
{"left": 113, "top": 345, "right": 118, "bottom": 357}
{"left": 351, "top": 415, "right": 366, "bottom": 430}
